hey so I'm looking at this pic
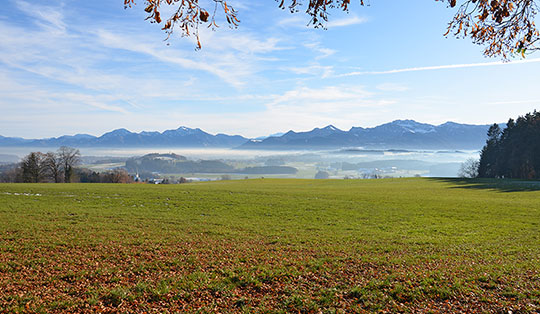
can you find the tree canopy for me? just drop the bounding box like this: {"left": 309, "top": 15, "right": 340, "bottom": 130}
{"left": 478, "top": 111, "right": 540, "bottom": 179}
{"left": 16, "top": 147, "right": 82, "bottom": 183}
{"left": 124, "top": 0, "right": 539, "bottom": 57}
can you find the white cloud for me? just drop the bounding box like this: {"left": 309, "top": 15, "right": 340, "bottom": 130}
{"left": 277, "top": 16, "right": 310, "bottom": 28}
{"left": 0, "top": 4, "right": 280, "bottom": 117}
{"left": 196, "top": 27, "right": 285, "bottom": 54}
{"left": 220, "top": 0, "right": 252, "bottom": 11}
{"left": 96, "top": 30, "right": 246, "bottom": 88}
{"left": 2, "top": 0, "right": 289, "bottom": 96}
{"left": 303, "top": 41, "right": 336, "bottom": 59}
{"left": 268, "top": 86, "right": 372, "bottom": 105}
{"left": 261, "top": 85, "right": 396, "bottom": 122}
{"left": 327, "top": 15, "right": 369, "bottom": 28}
{"left": 0, "top": 75, "right": 131, "bottom": 114}
{"left": 95, "top": 26, "right": 289, "bottom": 89}
{"left": 285, "top": 65, "right": 334, "bottom": 78}
{"left": 14, "top": 0, "right": 66, "bottom": 33}
{"left": 278, "top": 14, "right": 368, "bottom": 29}
{"left": 0, "top": 84, "right": 392, "bottom": 138}
{"left": 340, "top": 58, "right": 540, "bottom": 76}
{"left": 3, "top": 0, "right": 538, "bottom": 140}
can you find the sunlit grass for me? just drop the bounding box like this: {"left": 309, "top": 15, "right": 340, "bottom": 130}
{"left": 0, "top": 178, "right": 539, "bottom": 312}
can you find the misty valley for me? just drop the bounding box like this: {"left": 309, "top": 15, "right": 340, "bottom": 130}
{"left": 1, "top": 146, "right": 477, "bottom": 183}
{"left": 0, "top": 119, "right": 486, "bottom": 182}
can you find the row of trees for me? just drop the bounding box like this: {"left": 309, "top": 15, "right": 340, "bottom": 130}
{"left": 1, "top": 147, "right": 81, "bottom": 183}
{"left": 0, "top": 148, "right": 141, "bottom": 184}
{"left": 77, "top": 168, "right": 133, "bottom": 184}
{"left": 478, "top": 111, "right": 540, "bottom": 179}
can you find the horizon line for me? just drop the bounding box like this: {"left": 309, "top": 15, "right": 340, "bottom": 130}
{"left": 0, "top": 119, "right": 498, "bottom": 140}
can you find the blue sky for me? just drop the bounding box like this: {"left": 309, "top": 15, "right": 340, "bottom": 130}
{"left": 1, "top": 0, "right": 539, "bottom": 138}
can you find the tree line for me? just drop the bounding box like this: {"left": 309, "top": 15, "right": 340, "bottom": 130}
{"left": 0, "top": 147, "right": 81, "bottom": 183}
{"left": 77, "top": 168, "right": 133, "bottom": 184}
{"left": 0, "top": 147, "right": 133, "bottom": 184}
{"left": 478, "top": 111, "right": 540, "bottom": 179}
{"left": 459, "top": 111, "right": 540, "bottom": 179}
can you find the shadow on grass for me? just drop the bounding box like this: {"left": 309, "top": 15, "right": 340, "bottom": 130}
{"left": 427, "top": 177, "right": 540, "bottom": 193}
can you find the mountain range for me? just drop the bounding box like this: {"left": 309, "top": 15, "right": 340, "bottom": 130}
{"left": 241, "top": 120, "right": 495, "bottom": 150}
{"left": 0, "top": 120, "right": 494, "bottom": 150}
{"left": 0, "top": 127, "right": 248, "bottom": 148}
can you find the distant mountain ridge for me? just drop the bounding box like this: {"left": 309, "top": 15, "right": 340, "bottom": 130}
{"left": 241, "top": 120, "right": 496, "bottom": 150}
{"left": 0, "top": 126, "right": 248, "bottom": 148}
{"left": 0, "top": 120, "right": 496, "bottom": 149}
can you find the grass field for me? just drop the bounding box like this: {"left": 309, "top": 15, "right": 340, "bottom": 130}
{"left": 1, "top": 178, "right": 539, "bottom": 313}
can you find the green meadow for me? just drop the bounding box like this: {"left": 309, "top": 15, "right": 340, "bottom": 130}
{"left": 0, "top": 178, "right": 539, "bottom": 313}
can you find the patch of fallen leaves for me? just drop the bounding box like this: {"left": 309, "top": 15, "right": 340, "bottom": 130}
{"left": 1, "top": 236, "right": 538, "bottom": 313}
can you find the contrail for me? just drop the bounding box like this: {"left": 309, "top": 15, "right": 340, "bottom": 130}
{"left": 338, "top": 58, "right": 540, "bottom": 76}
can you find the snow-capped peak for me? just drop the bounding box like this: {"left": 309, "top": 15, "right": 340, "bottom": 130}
{"left": 392, "top": 120, "right": 435, "bottom": 134}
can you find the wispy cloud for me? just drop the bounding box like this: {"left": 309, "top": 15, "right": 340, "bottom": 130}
{"left": 303, "top": 41, "right": 336, "bottom": 59}
{"left": 268, "top": 86, "right": 372, "bottom": 105}
{"left": 197, "top": 27, "right": 285, "bottom": 54}
{"left": 14, "top": 0, "right": 66, "bottom": 33}
{"left": 96, "top": 30, "right": 246, "bottom": 88}
{"left": 263, "top": 85, "right": 393, "bottom": 118}
{"left": 96, "top": 27, "right": 287, "bottom": 88}
{"left": 2, "top": 0, "right": 539, "bottom": 139}
{"left": 327, "top": 15, "right": 368, "bottom": 28}
{"left": 277, "top": 14, "right": 368, "bottom": 29}
{"left": 62, "top": 93, "right": 130, "bottom": 114}
{"left": 3, "top": 0, "right": 288, "bottom": 93}
{"left": 339, "top": 58, "right": 540, "bottom": 76}
{"left": 285, "top": 65, "right": 334, "bottom": 78}
{"left": 277, "top": 16, "right": 310, "bottom": 28}
{"left": 0, "top": 75, "right": 131, "bottom": 114}
{"left": 482, "top": 99, "right": 540, "bottom": 106}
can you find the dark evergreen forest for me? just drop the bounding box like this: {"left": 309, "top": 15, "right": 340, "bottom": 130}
{"left": 478, "top": 111, "right": 540, "bottom": 179}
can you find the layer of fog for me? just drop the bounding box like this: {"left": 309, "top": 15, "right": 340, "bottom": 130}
{"left": 0, "top": 147, "right": 480, "bottom": 178}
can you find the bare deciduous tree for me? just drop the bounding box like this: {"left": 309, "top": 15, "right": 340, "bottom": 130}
{"left": 109, "top": 169, "right": 133, "bottom": 183}
{"left": 57, "top": 146, "right": 81, "bottom": 183}
{"left": 458, "top": 158, "right": 480, "bottom": 178}
{"left": 43, "top": 152, "right": 63, "bottom": 183}
{"left": 0, "top": 164, "right": 23, "bottom": 183}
